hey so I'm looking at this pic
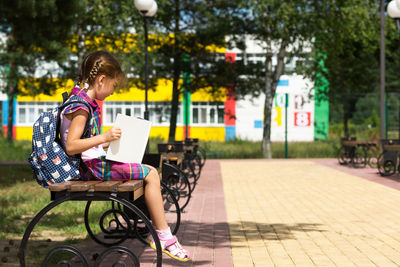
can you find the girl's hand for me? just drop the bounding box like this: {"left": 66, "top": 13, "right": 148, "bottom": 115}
{"left": 103, "top": 127, "right": 121, "bottom": 142}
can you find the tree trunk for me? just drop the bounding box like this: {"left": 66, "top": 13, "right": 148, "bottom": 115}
{"left": 77, "top": 21, "right": 87, "bottom": 63}
{"left": 343, "top": 111, "right": 349, "bottom": 138}
{"left": 7, "top": 61, "right": 15, "bottom": 143}
{"left": 262, "top": 38, "right": 288, "bottom": 158}
{"left": 262, "top": 50, "right": 273, "bottom": 158}
{"left": 168, "top": 0, "right": 181, "bottom": 142}
{"left": 169, "top": 66, "right": 180, "bottom": 142}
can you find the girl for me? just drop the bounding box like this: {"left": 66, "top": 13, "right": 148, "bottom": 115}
{"left": 60, "top": 50, "right": 191, "bottom": 262}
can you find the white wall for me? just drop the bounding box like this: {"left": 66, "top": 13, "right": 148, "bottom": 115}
{"left": 235, "top": 75, "right": 314, "bottom": 141}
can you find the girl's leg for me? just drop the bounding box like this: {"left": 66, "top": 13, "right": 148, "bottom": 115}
{"left": 143, "top": 168, "right": 168, "bottom": 231}
{"left": 142, "top": 166, "right": 191, "bottom": 261}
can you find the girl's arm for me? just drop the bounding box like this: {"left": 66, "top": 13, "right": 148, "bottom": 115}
{"left": 65, "top": 109, "right": 121, "bottom": 156}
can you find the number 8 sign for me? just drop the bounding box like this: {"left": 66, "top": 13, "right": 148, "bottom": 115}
{"left": 294, "top": 112, "right": 311, "bottom": 127}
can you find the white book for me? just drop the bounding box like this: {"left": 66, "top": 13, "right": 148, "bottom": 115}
{"left": 105, "top": 113, "right": 152, "bottom": 163}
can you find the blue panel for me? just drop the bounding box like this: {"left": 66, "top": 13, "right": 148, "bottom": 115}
{"left": 225, "top": 126, "right": 236, "bottom": 141}
{"left": 2, "top": 100, "right": 7, "bottom": 126}
{"left": 254, "top": 120, "right": 263, "bottom": 128}
{"left": 13, "top": 98, "right": 16, "bottom": 125}
{"left": 278, "top": 80, "right": 289, "bottom": 86}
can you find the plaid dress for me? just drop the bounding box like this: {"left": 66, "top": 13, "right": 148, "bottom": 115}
{"left": 64, "top": 87, "right": 150, "bottom": 180}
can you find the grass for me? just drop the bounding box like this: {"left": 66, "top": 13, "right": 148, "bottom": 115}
{"left": 199, "top": 139, "right": 340, "bottom": 159}
{"left": 0, "top": 139, "right": 31, "bottom": 162}
{"left": 0, "top": 171, "right": 110, "bottom": 263}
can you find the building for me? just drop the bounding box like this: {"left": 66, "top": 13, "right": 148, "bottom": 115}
{"left": 1, "top": 36, "right": 328, "bottom": 142}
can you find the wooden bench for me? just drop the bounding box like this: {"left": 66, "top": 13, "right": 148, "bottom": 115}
{"left": 377, "top": 139, "right": 400, "bottom": 176}
{"left": 19, "top": 180, "right": 163, "bottom": 267}
{"left": 337, "top": 137, "right": 378, "bottom": 168}
{"left": 143, "top": 152, "right": 192, "bottom": 211}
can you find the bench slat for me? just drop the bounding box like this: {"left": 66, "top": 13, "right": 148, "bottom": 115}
{"left": 386, "top": 144, "right": 400, "bottom": 151}
{"left": 49, "top": 181, "right": 76, "bottom": 191}
{"left": 117, "top": 180, "right": 143, "bottom": 192}
{"left": 70, "top": 181, "right": 102, "bottom": 192}
{"left": 94, "top": 181, "right": 122, "bottom": 191}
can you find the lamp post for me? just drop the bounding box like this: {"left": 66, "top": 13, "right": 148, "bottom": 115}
{"left": 387, "top": 1, "right": 400, "bottom": 139}
{"left": 134, "top": 0, "right": 158, "bottom": 121}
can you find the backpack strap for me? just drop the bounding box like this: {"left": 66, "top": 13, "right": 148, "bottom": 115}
{"left": 56, "top": 95, "right": 94, "bottom": 142}
{"left": 57, "top": 94, "right": 97, "bottom": 180}
{"left": 62, "top": 92, "right": 69, "bottom": 103}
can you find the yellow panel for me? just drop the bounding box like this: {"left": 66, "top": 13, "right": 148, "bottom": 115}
{"left": 17, "top": 77, "right": 227, "bottom": 103}
{"left": 102, "top": 126, "right": 175, "bottom": 141}
{"left": 191, "top": 88, "right": 226, "bottom": 102}
{"left": 18, "top": 125, "right": 224, "bottom": 142}
{"left": 16, "top": 127, "right": 33, "bottom": 140}
{"left": 17, "top": 79, "right": 75, "bottom": 102}
{"left": 103, "top": 126, "right": 224, "bottom": 142}
{"left": 107, "top": 79, "right": 178, "bottom": 102}
{"left": 190, "top": 127, "right": 225, "bottom": 141}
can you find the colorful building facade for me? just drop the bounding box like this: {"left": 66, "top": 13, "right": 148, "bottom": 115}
{"left": 1, "top": 52, "right": 327, "bottom": 142}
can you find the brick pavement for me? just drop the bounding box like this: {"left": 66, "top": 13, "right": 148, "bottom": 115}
{"left": 81, "top": 158, "right": 400, "bottom": 266}
{"left": 221, "top": 158, "right": 400, "bottom": 267}
{"left": 81, "top": 159, "right": 233, "bottom": 267}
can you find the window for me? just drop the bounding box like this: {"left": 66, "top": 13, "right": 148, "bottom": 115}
{"left": 191, "top": 102, "right": 225, "bottom": 126}
{"left": 103, "top": 101, "right": 182, "bottom": 126}
{"left": 16, "top": 102, "right": 59, "bottom": 126}
{"left": 148, "top": 102, "right": 181, "bottom": 126}
{"left": 103, "top": 101, "right": 142, "bottom": 125}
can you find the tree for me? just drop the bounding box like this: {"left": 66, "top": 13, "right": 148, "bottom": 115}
{"left": 147, "top": 0, "right": 237, "bottom": 142}
{"left": 56, "top": 0, "right": 144, "bottom": 83}
{"left": 311, "top": 0, "right": 381, "bottom": 138}
{"left": 229, "top": 0, "right": 316, "bottom": 158}
{"left": 0, "top": 0, "right": 81, "bottom": 141}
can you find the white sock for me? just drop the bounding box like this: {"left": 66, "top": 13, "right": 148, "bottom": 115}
{"left": 156, "top": 227, "right": 173, "bottom": 241}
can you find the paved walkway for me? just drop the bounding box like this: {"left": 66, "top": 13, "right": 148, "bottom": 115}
{"left": 82, "top": 159, "right": 232, "bottom": 267}
{"left": 221, "top": 159, "right": 400, "bottom": 267}
{"left": 81, "top": 158, "right": 400, "bottom": 266}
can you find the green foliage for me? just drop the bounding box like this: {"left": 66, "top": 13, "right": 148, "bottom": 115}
{"left": 329, "top": 123, "right": 380, "bottom": 141}
{"left": 0, "top": 0, "right": 83, "bottom": 94}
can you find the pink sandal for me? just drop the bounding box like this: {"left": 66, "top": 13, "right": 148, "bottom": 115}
{"left": 147, "top": 235, "right": 191, "bottom": 262}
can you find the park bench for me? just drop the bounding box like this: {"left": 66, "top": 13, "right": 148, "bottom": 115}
{"left": 337, "top": 137, "right": 378, "bottom": 168}
{"left": 377, "top": 139, "right": 400, "bottom": 176}
{"left": 19, "top": 157, "right": 186, "bottom": 266}
{"left": 179, "top": 138, "right": 206, "bottom": 184}
{"left": 148, "top": 149, "right": 192, "bottom": 212}
{"left": 19, "top": 179, "right": 162, "bottom": 266}
{"left": 158, "top": 139, "right": 206, "bottom": 193}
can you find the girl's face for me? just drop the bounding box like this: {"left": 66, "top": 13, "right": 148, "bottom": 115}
{"left": 94, "top": 76, "right": 118, "bottom": 101}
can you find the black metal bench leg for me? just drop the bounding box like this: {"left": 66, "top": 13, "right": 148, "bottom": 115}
{"left": 19, "top": 192, "right": 162, "bottom": 267}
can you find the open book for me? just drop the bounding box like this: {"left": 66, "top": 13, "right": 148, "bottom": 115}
{"left": 105, "top": 113, "right": 152, "bottom": 163}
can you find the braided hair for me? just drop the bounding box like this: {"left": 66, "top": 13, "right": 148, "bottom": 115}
{"left": 77, "top": 51, "right": 125, "bottom": 89}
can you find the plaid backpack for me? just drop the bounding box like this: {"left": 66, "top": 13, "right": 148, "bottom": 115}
{"left": 28, "top": 93, "right": 93, "bottom": 188}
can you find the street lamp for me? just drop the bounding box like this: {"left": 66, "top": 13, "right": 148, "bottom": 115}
{"left": 134, "top": 0, "right": 158, "bottom": 121}
{"left": 388, "top": 0, "right": 400, "bottom": 33}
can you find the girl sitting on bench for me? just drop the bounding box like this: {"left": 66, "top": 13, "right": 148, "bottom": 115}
{"left": 60, "top": 50, "right": 191, "bottom": 262}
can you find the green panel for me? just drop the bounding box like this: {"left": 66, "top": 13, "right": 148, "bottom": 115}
{"left": 182, "top": 64, "right": 191, "bottom": 126}
{"left": 314, "top": 53, "right": 329, "bottom": 140}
